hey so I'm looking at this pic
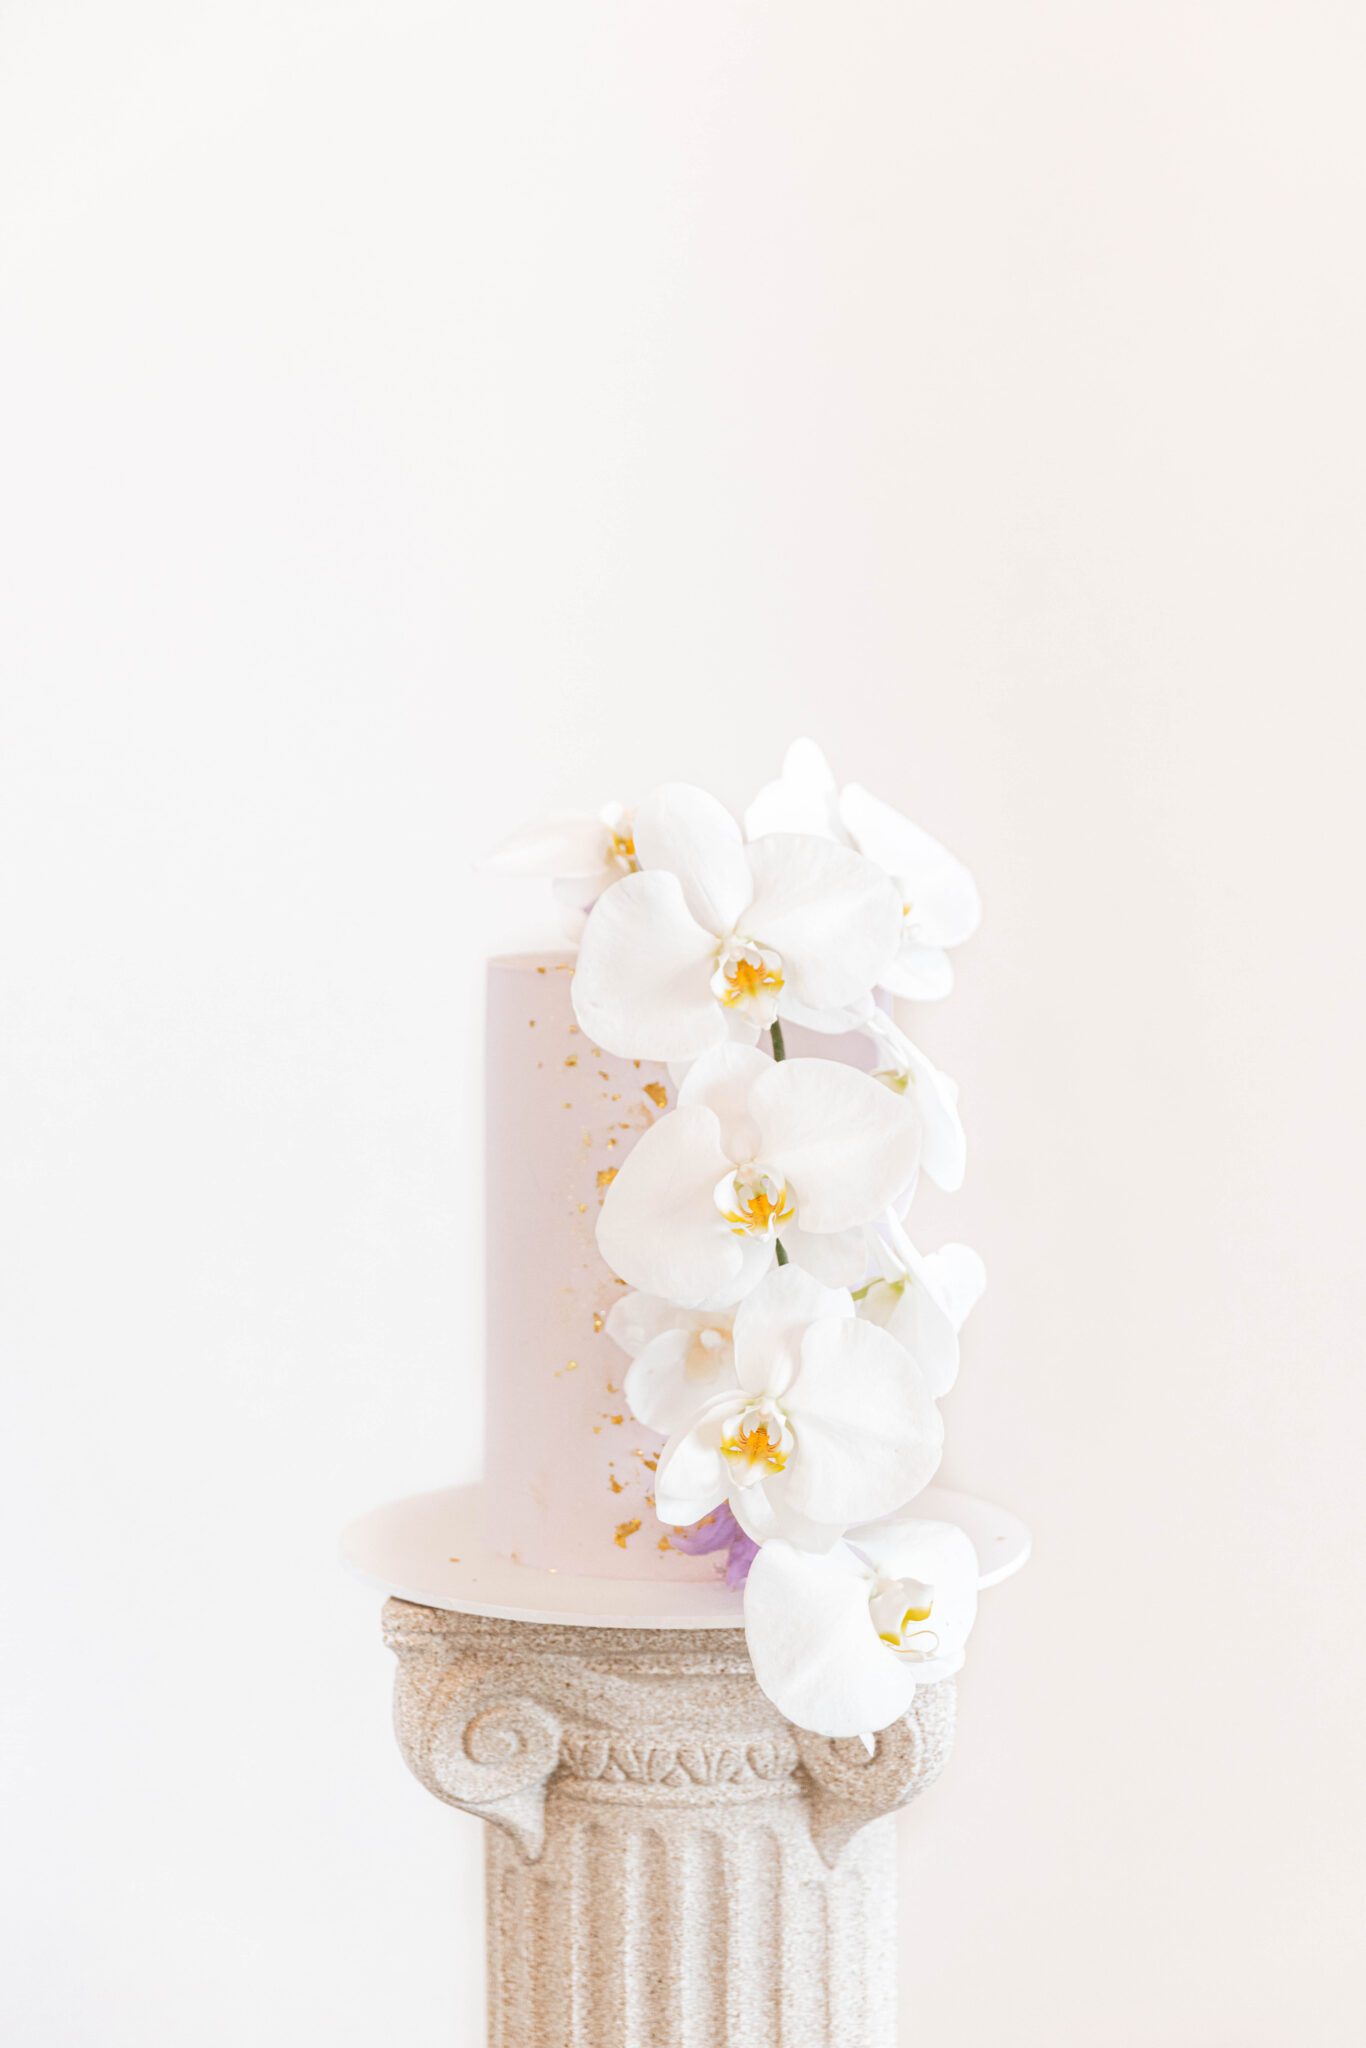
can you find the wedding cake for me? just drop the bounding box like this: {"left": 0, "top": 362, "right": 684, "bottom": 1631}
{"left": 483, "top": 740, "right": 989, "bottom": 1738}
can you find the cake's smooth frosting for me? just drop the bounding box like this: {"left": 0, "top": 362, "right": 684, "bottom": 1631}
{"left": 482, "top": 952, "right": 721, "bottom": 1581}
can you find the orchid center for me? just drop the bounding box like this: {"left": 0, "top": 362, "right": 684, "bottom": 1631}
{"left": 710, "top": 937, "right": 785, "bottom": 1024}
{"left": 719, "top": 1399, "right": 793, "bottom": 1485}
{"left": 716, "top": 1164, "right": 796, "bottom": 1239}
{"left": 607, "top": 827, "right": 638, "bottom": 873}
{"left": 869, "top": 1576, "right": 941, "bottom": 1659}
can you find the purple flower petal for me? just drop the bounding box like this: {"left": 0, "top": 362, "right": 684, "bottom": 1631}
{"left": 668, "top": 1501, "right": 758, "bottom": 1588}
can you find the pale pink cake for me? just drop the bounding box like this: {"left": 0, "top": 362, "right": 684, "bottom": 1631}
{"left": 482, "top": 951, "right": 879, "bottom": 1583}
{"left": 481, "top": 952, "right": 722, "bottom": 1581}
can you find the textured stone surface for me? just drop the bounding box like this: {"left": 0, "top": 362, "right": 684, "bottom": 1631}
{"left": 385, "top": 1600, "right": 956, "bottom": 2047}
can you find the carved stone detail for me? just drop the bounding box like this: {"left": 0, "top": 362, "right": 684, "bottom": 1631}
{"left": 384, "top": 1599, "right": 955, "bottom": 2047}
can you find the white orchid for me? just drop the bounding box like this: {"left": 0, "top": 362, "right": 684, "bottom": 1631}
{"left": 485, "top": 801, "right": 638, "bottom": 937}
{"left": 571, "top": 783, "right": 903, "bottom": 1063}
{"left": 746, "top": 738, "right": 980, "bottom": 1000}
{"left": 636, "top": 1264, "right": 943, "bottom": 1553}
{"left": 864, "top": 1009, "right": 966, "bottom": 1194}
{"left": 596, "top": 1043, "right": 919, "bottom": 1306}
{"left": 859, "top": 1212, "right": 986, "bottom": 1398}
{"left": 743, "top": 1517, "right": 980, "bottom": 1737}
{"left": 605, "top": 1292, "right": 738, "bottom": 1436}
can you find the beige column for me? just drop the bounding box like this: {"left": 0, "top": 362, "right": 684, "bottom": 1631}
{"left": 385, "top": 1599, "right": 955, "bottom": 2048}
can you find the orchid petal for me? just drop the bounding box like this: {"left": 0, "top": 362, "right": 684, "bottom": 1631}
{"left": 922, "top": 1244, "right": 987, "bottom": 1333}
{"left": 730, "top": 1484, "right": 846, "bottom": 1554}
{"left": 895, "top": 1036, "right": 967, "bottom": 1193}
{"left": 604, "top": 1291, "right": 678, "bottom": 1360}
{"left": 624, "top": 1327, "right": 739, "bottom": 1437}
{"left": 743, "top": 738, "right": 843, "bottom": 843}
{"left": 653, "top": 1398, "right": 733, "bottom": 1525}
{"left": 779, "top": 1317, "right": 942, "bottom": 1526}
{"left": 484, "top": 810, "right": 613, "bottom": 880}
{"left": 877, "top": 936, "right": 955, "bottom": 1000}
{"left": 597, "top": 1105, "right": 765, "bottom": 1306}
{"left": 729, "top": 1264, "right": 852, "bottom": 1399}
{"left": 633, "top": 784, "right": 753, "bottom": 938}
{"left": 677, "top": 1043, "right": 771, "bottom": 1160}
{"left": 744, "top": 835, "right": 903, "bottom": 1011}
{"left": 550, "top": 874, "right": 601, "bottom": 940}
{"left": 839, "top": 783, "right": 981, "bottom": 947}
{"left": 573, "top": 870, "right": 727, "bottom": 1062}
{"left": 777, "top": 992, "right": 878, "bottom": 1039}
{"left": 744, "top": 1541, "right": 920, "bottom": 1738}
{"left": 751, "top": 1058, "right": 920, "bottom": 1234}
{"left": 779, "top": 1223, "right": 869, "bottom": 1289}
{"left": 859, "top": 1272, "right": 960, "bottom": 1398}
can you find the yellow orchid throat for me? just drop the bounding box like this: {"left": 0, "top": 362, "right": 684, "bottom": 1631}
{"left": 719, "top": 954, "right": 785, "bottom": 1007}
{"left": 720, "top": 1419, "right": 789, "bottom": 1477}
{"left": 723, "top": 1182, "right": 795, "bottom": 1237}
{"left": 870, "top": 1577, "right": 941, "bottom": 1659}
{"left": 877, "top": 1601, "right": 933, "bottom": 1646}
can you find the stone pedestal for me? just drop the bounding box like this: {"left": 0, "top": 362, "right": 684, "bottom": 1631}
{"left": 384, "top": 1599, "right": 956, "bottom": 2048}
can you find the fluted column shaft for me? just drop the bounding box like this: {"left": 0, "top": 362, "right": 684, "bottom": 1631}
{"left": 384, "top": 1601, "right": 954, "bottom": 2048}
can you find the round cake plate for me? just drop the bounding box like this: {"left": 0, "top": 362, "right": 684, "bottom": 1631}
{"left": 339, "top": 1483, "right": 1031, "bottom": 1629}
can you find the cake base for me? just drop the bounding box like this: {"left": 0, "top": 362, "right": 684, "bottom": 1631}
{"left": 340, "top": 1482, "right": 1030, "bottom": 1627}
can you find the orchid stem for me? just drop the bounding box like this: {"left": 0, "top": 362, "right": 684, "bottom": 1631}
{"left": 770, "top": 1022, "right": 787, "bottom": 1259}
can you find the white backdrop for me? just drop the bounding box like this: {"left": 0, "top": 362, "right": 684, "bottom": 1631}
{"left": 3, "top": 5, "right": 1364, "bottom": 2043}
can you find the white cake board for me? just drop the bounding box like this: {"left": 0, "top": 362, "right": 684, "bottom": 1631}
{"left": 340, "top": 1483, "right": 1030, "bottom": 1629}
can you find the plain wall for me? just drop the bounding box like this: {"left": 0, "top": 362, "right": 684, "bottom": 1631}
{"left": 2, "top": 4, "right": 1363, "bottom": 2043}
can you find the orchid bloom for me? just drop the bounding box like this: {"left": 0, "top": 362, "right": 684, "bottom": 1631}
{"left": 864, "top": 1009, "right": 967, "bottom": 1194}
{"left": 605, "top": 1292, "right": 738, "bottom": 1436}
{"left": 746, "top": 739, "right": 981, "bottom": 1000}
{"left": 596, "top": 1044, "right": 919, "bottom": 1306}
{"left": 571, "top": 783, "right": 903, "bottom": 1063}
{"left": 860, "top": 1211, "right": 986, "bottom": 1398}
{"left": 743, "top": 1517, "right": 980, "bottom": 1737}
{"left": 485, "top": 801, "right": 638, "bottom": 937}
{"left": 635, "top": 1264, "right": 943, "bottom": 1553}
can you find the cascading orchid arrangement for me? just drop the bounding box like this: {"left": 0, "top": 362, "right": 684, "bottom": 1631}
{"left": 488, "top": 738, "right": 987, "bottom": 1740}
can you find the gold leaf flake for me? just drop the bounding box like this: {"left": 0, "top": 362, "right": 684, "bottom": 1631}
{"left": 643, "top": 1081, "right": 668, "bottom": 1108}
{"left": 596, "top": 1167, "right": 618, "bottom": 1191}
{"left": 614, "top": 1518, "right": 642, "bottom": 1549}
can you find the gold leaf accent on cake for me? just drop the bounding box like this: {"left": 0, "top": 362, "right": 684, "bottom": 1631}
{"left": 643, "top": 1081, "right": 668, "bottom": 1108}
{"left": 596, "top": 1168, "right": 618, "bottom": 1191}
{"left": 657, "top": 1537, "right": 672, "bottom": 1551}
{"left": 614, "top": 1518, "right": 641, "bottom": 1548}
{"left": 564, "top": 1055, "right": 578, "bottom": 1067}
{"left": 608, "top": 1475, "right": 624, "bottom": 1494}
{"left": 592, "top": 1311, "right": 604, "bottom": 1333}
